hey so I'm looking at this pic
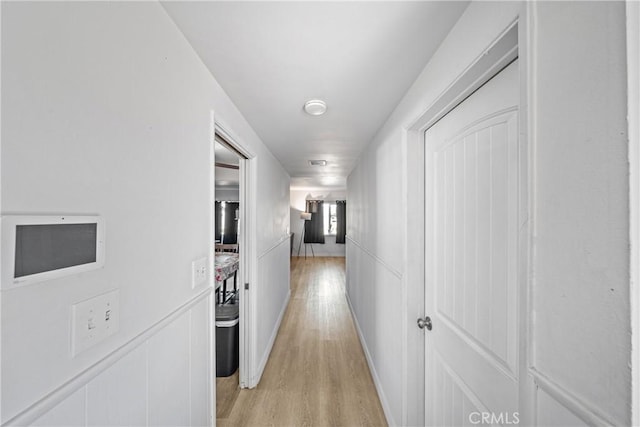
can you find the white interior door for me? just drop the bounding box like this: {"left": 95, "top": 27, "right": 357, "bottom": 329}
{"left": 424, "top": 60, "right": 520, "bottom": 426}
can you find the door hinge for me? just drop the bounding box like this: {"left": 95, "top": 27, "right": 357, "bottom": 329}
{"left": 244, "top": 283, "right": 249, "bottom": 290}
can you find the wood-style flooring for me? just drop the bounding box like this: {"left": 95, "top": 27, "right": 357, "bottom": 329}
{"left": 216, "top": 256, "right": 387, "bottom": 426}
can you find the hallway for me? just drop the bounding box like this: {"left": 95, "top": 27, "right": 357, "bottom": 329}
{"left": 217, "top": 257, "right": 387, "bottom": 426}
{"left": 1, "top": 3, "right": 636, "bottom": 425}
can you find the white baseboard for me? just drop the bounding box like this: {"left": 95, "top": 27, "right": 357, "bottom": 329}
{"left": 345, "top": 292, "right": 395, "bottom": 427}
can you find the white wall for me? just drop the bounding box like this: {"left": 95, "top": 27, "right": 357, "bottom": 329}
{"left": 254, "top": 237, "right": 290, "bottom": 381}
{"left": 628, "top": 1, "right": 640, "bottom": 424}
{"left": 347, "top": 1, "right": 631, "bottom": 426}
{"left": 248, "top": 140, "right": 291, "bottom": 386}
{"left": 1, "top": 2, "right": 290, "bottom": 424}
{"left": 290, "top": 189, "right": 346, "bottom": 257}
{"left": 533, "top": 3, "right": 629, "bottom": 425}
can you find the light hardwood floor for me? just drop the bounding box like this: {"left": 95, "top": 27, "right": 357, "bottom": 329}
{"left": 216, "top": 256, "right": 388, "bottom": 426}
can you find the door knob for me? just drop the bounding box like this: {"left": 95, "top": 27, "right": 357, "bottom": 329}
{"left": 417, "top": 316, "right": 432, "bottom": 331}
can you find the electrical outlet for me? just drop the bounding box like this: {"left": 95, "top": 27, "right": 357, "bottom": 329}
{"left": 192, "top": 257, "right": 208, "bottom": 288}
{"left": 71, "top": 289, "right": 119, "bottom": 357}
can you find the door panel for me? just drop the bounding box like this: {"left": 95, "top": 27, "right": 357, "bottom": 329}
{"left": 425, "top": 60, "right": 519, "bottom": 425}
{"left": 432, "top": 352, "right": 490, "bottom": 427}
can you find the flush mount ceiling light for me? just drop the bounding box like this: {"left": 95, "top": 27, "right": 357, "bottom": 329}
{"left": 309, "top": 160, "right": 327, "bottom": 166}
{"left": 303, "top": 99, "right": 327, "bottom": 116}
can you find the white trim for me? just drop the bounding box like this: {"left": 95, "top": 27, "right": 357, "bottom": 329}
{"left": 530, "top": 368, "right": 620, "bottom": 426}
{"left": 408, "top": 23, "right": 519, "bottom": 133}
{"left": 214, "top": 119, "right": 255, "bottom": 160}
{"left": 145, "top": 342, "right": 149, "bottom": 427}
{"left": 207, "top": 290, "right": 215, "bottom": 427}
{"left": 0, "top": 4, "right": 4, "bottom": 419}
{"left": 257, "top": 234, "right": 291, "bottom": 260}
{"left": 519, "top": 6, "right": 537, "bottom": 424}
{"left": 407, "top": 14, "right": 535, "bottom": 425}
{"left": 400, "top": 126, "right": 425, "bottom": 426}
{"left": 208, "top": 110, "right": 216, "bottom": 426}
{"left": 244, "top": 153, "right": 258, "bottom": 389}
{"left": 345, "top": 236, "right": 403, "bottom": 280}
{"left": 345, "top": 291, "right": 395, "bottom": 427}
{"left": 240, "top": 155, "right": 253, "bottom": 389}
{"left": 188, "top": 310, "right": 193, "bottom": 427}
{"left": 213, "top": 120, "right": 256, "bottom": 390}
{"left": 627, "top": 1, "right": 640, "bottom": 425}
{"left": 250, "top": 288, "right": 290, "bottom": 388}
{"left": 2, "top": 289, "right": 213, "bottom": 427}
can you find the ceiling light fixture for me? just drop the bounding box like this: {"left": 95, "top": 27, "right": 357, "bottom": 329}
{"left": 303, "top": 99, "right": 327, "bottom": 116}
{"left": 309, "top": 160, "right": 327, "bottom": 166}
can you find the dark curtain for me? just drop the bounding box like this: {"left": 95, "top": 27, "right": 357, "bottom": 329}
{"left": 336, "top": 200, "right": 346, "bottom": 244}
{"left": 223, "top": 202, "right": 239, "bottom": 244}
{"left": 304, "top": 200, "right": 325, "bottom": 244}
{"left": 214, "top": 202, "right": 222, "bottom": 242}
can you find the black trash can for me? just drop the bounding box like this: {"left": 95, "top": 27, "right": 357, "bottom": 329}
{"left": 216, "top": 303, "right": 239, "bottom": 377}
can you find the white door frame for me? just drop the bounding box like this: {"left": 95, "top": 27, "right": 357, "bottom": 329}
{"left": 404, "top": 13, "right": 535, "bottom": 425}
{"left": 213, "top": 120, "right": 257, "bottom": 390}
{"left": 208, "top": 110, "right": 217, "bottom": 425}
{"left": 627, "top": 1, "right": 640, "bottom": 425}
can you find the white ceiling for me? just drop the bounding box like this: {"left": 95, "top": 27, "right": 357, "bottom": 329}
{"left": 163, "top": 1, "right": 469, "bottom": 190}
{"left": 215, "top": 141, "right": 240, "bottom": 188}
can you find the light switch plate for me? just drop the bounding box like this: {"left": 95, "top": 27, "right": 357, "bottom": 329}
{"left": 192, "top": 257, "right": 208, "bottom": 288}
{"left": 71, "top": 289, "right": 119, "bottom": 357}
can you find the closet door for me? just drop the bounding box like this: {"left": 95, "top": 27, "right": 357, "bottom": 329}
{"left": 424, "top": 60, "right": 520, "bottom": 426}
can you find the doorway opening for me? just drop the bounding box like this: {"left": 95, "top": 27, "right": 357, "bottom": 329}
{"left": 212, "top": 127, "right": 252, "bottom": 419}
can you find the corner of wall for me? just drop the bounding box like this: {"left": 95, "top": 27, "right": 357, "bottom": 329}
{"left": 627, "top": 1, "right": 640, "bottom": 425}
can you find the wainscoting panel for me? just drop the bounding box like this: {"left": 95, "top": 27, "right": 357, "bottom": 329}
{"left": 536, "top": 387, "right": 588, "bottom": 427}
{"left": 346, "top": 237, "right": 402, "bottom": 426}
{"left": 32, "top": 389, "right": 86, "bottom": 427}
{"left": 148, "top": 313, "right": 191, "bottom": 426}
{"left": 190, "top": 297, "right": 212, "bottom": 427}
{"left": 11, "top": 292, "right": 213, "bottom": 427}
{"left": 85, "top": 345, "right": 147, "bottom": 426}
{"left": 253, "top": 236, "right": 291, "bottom": 386}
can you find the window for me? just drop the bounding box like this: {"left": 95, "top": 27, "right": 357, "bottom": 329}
{"left": 323, "top": 203, "right": 337, "bottom": 235}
